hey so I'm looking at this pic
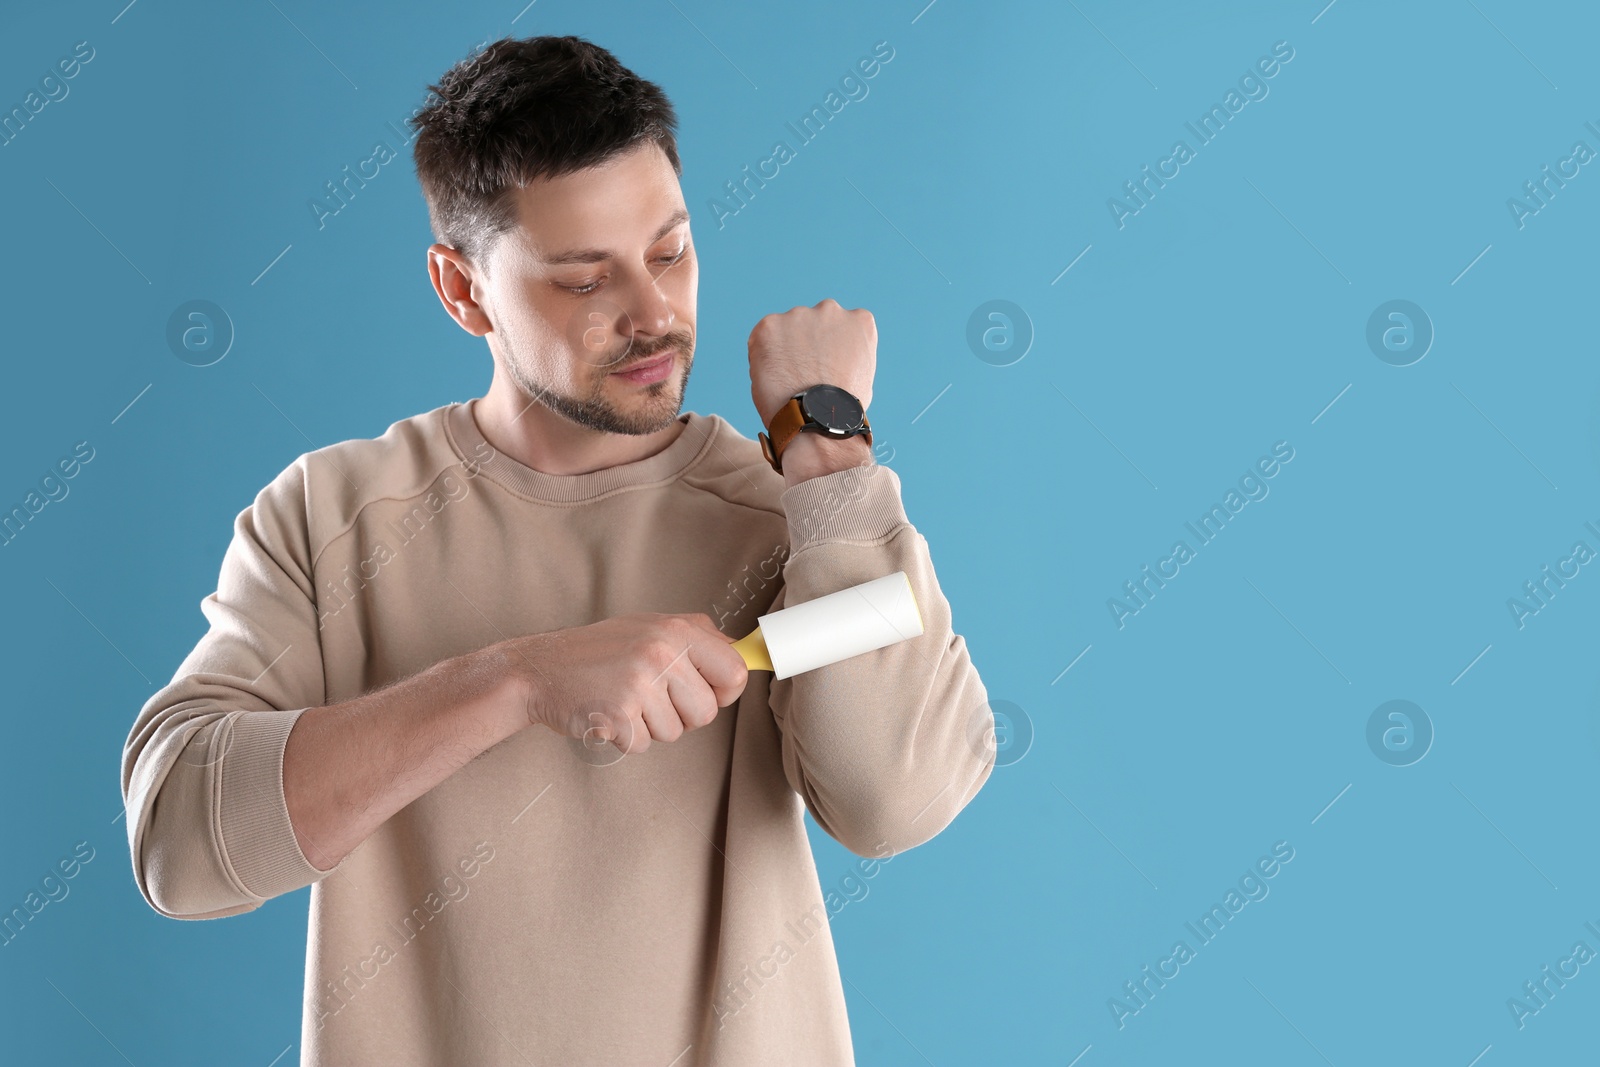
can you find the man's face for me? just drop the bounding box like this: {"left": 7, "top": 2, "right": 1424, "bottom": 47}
{"left": 482, "top": 142, "right": 698, "bottom": 436}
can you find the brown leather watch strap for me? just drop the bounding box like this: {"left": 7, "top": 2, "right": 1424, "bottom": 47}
{"left": 759, "top": 397, "right": 808, "bottom": 474}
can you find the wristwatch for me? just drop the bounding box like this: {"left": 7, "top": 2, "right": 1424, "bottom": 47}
{"left": 758, "top": 384, "right": 872, "bottom": 475}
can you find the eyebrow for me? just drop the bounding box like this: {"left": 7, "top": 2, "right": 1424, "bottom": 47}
{"left": 541, "top": 208, "right": 690, "bottom": 266}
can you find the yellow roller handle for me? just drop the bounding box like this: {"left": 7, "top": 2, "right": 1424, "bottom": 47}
{"left": 731, "top": 627, "right": 773, "bottom": 672}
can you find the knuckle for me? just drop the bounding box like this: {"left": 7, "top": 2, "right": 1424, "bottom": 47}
{"left": 641, "top": 636, "right": 679, "bottom": 671}
{"left": 630, "top": 666, "right": 662, "bottom": 695}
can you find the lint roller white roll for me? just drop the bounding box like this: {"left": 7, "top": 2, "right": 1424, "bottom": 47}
{"left": 730, "top": 571, "right": 924, "bottom": 680}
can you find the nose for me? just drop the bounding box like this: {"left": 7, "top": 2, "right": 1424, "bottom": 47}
{"left": 616, "top": 263, "right": 676, "bottom": 343}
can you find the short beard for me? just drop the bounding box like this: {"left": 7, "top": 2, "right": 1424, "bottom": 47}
{"left": 506, "top": 337, "right": 693, "bottom": 437}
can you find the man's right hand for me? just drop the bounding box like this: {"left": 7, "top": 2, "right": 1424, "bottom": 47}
{"left": 503, "top": 612, "right": 750, "bottom": 755}
{"left": 279, "top": 611, "right": 748, "bottom": 871}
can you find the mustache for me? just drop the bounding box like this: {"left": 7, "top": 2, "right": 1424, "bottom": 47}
{"left": 604, "top": 335, "right": 692, "bottom": 370}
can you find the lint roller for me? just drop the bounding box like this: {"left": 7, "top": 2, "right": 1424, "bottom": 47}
{"left": 730, "top": 571, "right": 923, "bottom": 679}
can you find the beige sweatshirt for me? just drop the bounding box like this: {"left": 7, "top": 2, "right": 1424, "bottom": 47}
{"left": 121, "top": 398, "right": 993, "bottom": 1066}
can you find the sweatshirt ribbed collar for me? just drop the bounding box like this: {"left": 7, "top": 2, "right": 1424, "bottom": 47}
{"left": 443, "top": 396, "right": 719, "bottom": 505}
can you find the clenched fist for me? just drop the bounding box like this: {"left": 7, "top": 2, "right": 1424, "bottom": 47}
{"left": 748, "top": 298, "right": 877, "bottom": 426}
{"left": 503, "top": 612, "right": 749, "bottom": 755}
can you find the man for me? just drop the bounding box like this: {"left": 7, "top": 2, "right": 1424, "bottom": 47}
{"left": 121, "top": 34, "right": 993, "bottom": 1066}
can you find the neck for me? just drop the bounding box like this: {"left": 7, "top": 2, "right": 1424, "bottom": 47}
{"left": 474, "top": 366, "right": 688, "bottom": 477}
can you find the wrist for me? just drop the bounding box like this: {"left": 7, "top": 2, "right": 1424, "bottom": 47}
{"left": 461, "top": 642, "right": 541, "bottom": 742}
{"left": 780, "top": 431, "right": 875, "bottom": 487}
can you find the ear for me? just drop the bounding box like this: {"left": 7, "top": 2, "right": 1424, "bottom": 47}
{"left": 427, "top": 243, "right": 492, "bottom": 337}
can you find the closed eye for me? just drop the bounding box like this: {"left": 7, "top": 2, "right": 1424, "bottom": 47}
{"left": 560, "top": 248, "right": 688, "bottom": 295}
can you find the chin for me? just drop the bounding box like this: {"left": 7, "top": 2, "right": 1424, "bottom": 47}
{"left": 608, "top": 392, "right": 685, "bottom": 436}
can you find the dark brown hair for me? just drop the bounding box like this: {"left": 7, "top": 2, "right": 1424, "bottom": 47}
{"left": 408, "top": 35, "right": 681, "bottom": 268}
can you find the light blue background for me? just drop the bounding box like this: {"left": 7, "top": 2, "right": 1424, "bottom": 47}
{"left": 3, "top": 1, "right": 1596, "bottom": 1063}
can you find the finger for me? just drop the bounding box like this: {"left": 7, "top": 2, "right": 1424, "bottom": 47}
{"left": 665, "top": 670, "right": 719, "bottom": 732}
{"left": 607, "top": 706, "right": 649, "bottom": 756}
{"left": 680, "top": 626, "right": 749, "bottom": 708}
{"left": 577, "top": 707, "right": 609, "bottom": 746}
{"left": 656, "top": 615, "right": 746, "bottom": 707}
{"left": 640, "top": 692, "right": 685, "bottom": 744}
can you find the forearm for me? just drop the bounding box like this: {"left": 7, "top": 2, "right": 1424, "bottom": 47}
{"left": 282, "top": 643, "right": 529, "bottom": 870}
{"left": 770, "top": 462, "right": 994, "bottom": 856}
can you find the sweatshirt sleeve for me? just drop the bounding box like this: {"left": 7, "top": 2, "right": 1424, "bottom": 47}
{"left": 766, "top": 461, "right": 995, "bottom": 858}
{"left": 120, "top": 456, "right": 335, "bottom": 920}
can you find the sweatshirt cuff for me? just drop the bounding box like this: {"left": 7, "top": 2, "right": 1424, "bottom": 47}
{"left": 781, "top": 463, "right": 909, "bottom": 554}
{"left": 218, "top": 708, "right": 332, "bottom": 899}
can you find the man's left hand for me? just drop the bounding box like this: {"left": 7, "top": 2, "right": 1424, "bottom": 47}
{"left": 748, "top": 298, "right": 876, "bottom": 426}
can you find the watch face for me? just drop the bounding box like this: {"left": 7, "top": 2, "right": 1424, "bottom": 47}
{"left": 799, "top": 385, "right": 864, "bottom": 432}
